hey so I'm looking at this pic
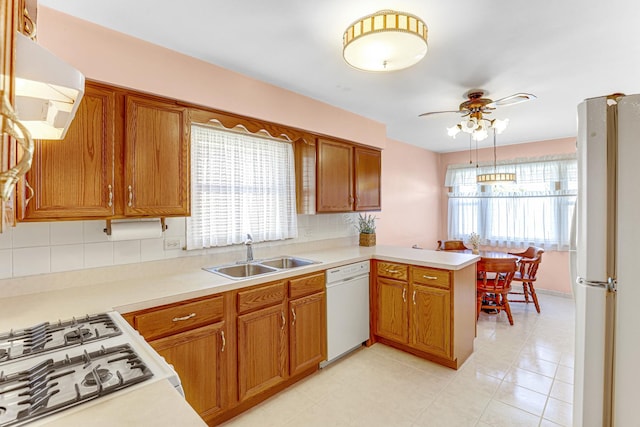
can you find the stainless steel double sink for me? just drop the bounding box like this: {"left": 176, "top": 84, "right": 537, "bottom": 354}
{"left": 204, "top": 256, "right": 319, "bottom": 280}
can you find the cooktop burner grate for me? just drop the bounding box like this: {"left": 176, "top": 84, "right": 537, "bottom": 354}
{"left": 0, "top": 343, "right": 153, "bottom": 427}
{"left": 0, "top": 314, "right": 122, "bottom": 363}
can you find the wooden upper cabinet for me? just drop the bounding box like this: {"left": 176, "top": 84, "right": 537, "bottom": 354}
{"left": 124, "top": 95, "right": 190, "bottom": 217}
{"left": 17, "top": 81, "right": 191, "bottom": 221}
{"left": 354, "top": 147, "right": 381, "bottom": 211}
{"left": 316, "top": 138, "right": 353, "bottom": 212}
{"left": 315, "top": 138, "right": 381, "bottom": 213}
{"left": 19, "top": 83, "right": 116, "bottom": 220}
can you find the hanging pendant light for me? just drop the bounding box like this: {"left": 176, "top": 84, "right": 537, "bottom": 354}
{"left": 476, "top": 123, "right": 516, "bottom": 184}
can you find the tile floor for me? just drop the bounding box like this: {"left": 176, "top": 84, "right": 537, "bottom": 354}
{"left": 220, "top": 293, "right": 575, "bottom": 427}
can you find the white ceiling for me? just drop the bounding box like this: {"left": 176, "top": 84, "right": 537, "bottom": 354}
{"left": 39, "top": 0, "right": 640, "bottom": 153}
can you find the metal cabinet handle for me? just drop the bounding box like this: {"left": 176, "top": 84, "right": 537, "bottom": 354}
{"left": 172, "top": 313, "right": 196, "bottom": 322}
{"left": 281, "top": 311, "right": 286, "bottom": 330}
{"left": 24, "top": 179, "right": 34, "bottom": 208}
{"left": 291, "top": 308, "right": 297, "bottom": 326}
{"left": 348, "top": 195, "right": 354, "bottom": 205}
{"left": 220, "top": 330, "right": 226, "bottom": 352}
{"left": 412, "top": 290, "right": 416, "bottom": 305}
{"left": 386, "top": 269, "right": 399, "bottom": 274}
{"left": 402, "top": 288, "right": 407, "bottom": 303}
{"left": 422, "top": 275, "right": 438, "bottom": 280}
{"left": 128, "top": 185, "right": 133, "bottom": 207}
{"left": 107, "top": 184, "right": 113, "bottom": 207}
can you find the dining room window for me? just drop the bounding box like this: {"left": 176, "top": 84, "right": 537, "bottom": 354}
{"left": 445, "top": 154, "right": 577, "bottom": 250}
{"left": 186, "top": 123, "right": 298, "bottom": 250}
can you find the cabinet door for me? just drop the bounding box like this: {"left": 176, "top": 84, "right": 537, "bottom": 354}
{"left": 316, "top": 138, "right": 353, "bottom": 212}
{"left": 150, "top": 322, "right": 227, "bottom": 418}
{"left": 354, "top": 147, "right": 381, "bottom": 211}
{"left": 289, "top": 291, "right": 326, "bottom": 377}
{"left": 20, "top": 84, "right": 116, "bottom": 219}
{"left": 410, "top": 284, "right": 451, "bottom": 358}
{"left": 375, "top": 277, "right": 408, "bottom": 343}
{"left": 125, "top": 95, "right": 190, "bottom": 216}
{"left": 237, "top": 304, "right": 288, "bottom": 401}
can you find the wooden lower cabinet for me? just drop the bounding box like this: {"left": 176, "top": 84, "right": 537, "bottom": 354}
{"left": 375, "top": 277, "right": 409, "bottom": 343}
{"left": 236, "top": 304, "right": 288, "bottom": 401}
{"left": 150, "top": 322, "right": 227, "bottom": 419}
{"left": 127, "top": 271, "right": 328, "bottom": 425}
{"left": 372, "top": 261, "right": 475, "bottom": 369}
{"left": 289, "top": 291, "right": 326, "bottom": 376}
{"left": 410, "top": 284, "right": 451, "bottom": 358}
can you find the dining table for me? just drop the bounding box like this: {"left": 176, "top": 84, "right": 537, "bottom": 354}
{"left": 451, "top": 249, "right": 520, "bottom": 260}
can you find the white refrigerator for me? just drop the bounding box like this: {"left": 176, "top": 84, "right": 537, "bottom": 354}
{"left": 573, "top": 94, "right": 640, "bottom": 426}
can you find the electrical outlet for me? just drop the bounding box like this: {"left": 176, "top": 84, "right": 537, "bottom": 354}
{"left": 164, "top": 238, "right": 181, "bottom": 250}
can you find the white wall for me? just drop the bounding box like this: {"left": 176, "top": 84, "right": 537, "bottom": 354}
{"left": 0, "top": 214, "right": 359, "bottom": 279}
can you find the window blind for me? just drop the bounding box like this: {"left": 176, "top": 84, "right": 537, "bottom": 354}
{"left": 186, "top": 123, "right": 298, "bottom": 250}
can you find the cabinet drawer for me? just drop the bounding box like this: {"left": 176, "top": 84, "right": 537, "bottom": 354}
{"left": 134, "top": 296, "right": 224, "bottom": 340}
{"left": 376, "top": 261, "right": 408, "bottom": 281}
{"left": 237, "top": 281, "right": 286, "bottom": 314}
{"left": 411, "top": 266, "right": 450, "bottom": 289}
{"left": 289, "top": 272, "right": 325, "bottom": 299}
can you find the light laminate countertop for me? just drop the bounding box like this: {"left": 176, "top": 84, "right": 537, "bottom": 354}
{"left": 0, "top": 245, "right": 478, "bottom": 330}
{"left": 0, "top": 244, "right": 478, "bottom": 427}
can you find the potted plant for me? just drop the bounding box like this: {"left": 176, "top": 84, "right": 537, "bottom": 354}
{"left": 467, "top": 232, "right": 481, "bottom": 254}
{"left": 355, "top": 213, "right": 377, "bottom": 247}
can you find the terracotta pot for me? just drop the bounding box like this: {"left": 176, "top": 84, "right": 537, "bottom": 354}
{"left": 359, "top": 233, "right": 376, "bottom": 247}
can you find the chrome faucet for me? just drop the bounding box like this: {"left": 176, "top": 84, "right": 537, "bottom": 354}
{"left": 244, "top": 234, "right": 254, "bottom": 262}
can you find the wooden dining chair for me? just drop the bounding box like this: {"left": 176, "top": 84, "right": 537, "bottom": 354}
{"left": 476, "top": 258, "right": 518, "bottom": 325}
{"left": 436, "top": 240, "right": 467, "bottom": 251}
{"left": 507, "top": 247, "right": 544, "bottom": 313}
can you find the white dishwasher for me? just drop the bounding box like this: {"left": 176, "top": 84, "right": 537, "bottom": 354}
{"left": 322, "top": 260, "right": 370, "bottom": 366}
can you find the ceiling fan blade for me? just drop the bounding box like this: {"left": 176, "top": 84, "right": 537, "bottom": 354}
{"left": 486, "top": 93, "right": 536, "bottom": 108}
{"left": 418, "top": 110, "right": 460, "bottom": 117}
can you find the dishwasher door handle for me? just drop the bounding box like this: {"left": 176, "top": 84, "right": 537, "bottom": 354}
{"left": 325, "top": 274, "right": 370, "bottom": 287}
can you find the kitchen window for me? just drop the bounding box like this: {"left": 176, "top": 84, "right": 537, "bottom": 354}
{"left": 186, "top": 123, "right": 298, "bottom": 250}
{"left": 446, "top": 154, "right": 577, "bottom": 250}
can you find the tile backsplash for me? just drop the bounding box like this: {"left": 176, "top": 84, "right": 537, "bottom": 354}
{"left": 0, "top": 213, "right": 359, "bottom": 280}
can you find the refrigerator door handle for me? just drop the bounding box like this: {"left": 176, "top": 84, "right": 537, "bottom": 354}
{"left": 577, "top": 276, "right": 617, "bottom": 292}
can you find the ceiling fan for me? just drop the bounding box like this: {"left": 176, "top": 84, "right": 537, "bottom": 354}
{"left": 418, "top": 89, "right": 536, "bottom": 118}
{"left": 419, "top": 89, "right": 536, "bottom": 141}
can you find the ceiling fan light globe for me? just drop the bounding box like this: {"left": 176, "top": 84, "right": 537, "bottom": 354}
{"left": 447, "top": 125, "right": 461, "bottom": 137}
{"left": 472, "top": 129, "right": 488, "bottom": 141}
{"left": 492, "top": 118, "right": 509, "bottom": 134}
{"left": 460, "top": 118, "right": 477, "bottom": 133}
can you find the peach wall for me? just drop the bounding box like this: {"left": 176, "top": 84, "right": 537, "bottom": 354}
{"left": 35, "top": 7, "right": 576, "bottom": 297}
{"left": 377, "top": 138, "right": 440, "bottom": 248}
{"left": 37, "top": 7, "right": 386, "bottom": 149}
{"left": 438, "top": 137, "right": 577, "bottom": 296}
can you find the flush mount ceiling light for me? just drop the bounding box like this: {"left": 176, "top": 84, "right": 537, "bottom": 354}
{"left": 343, "top": 10, "right": 428, "bottom": 72}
